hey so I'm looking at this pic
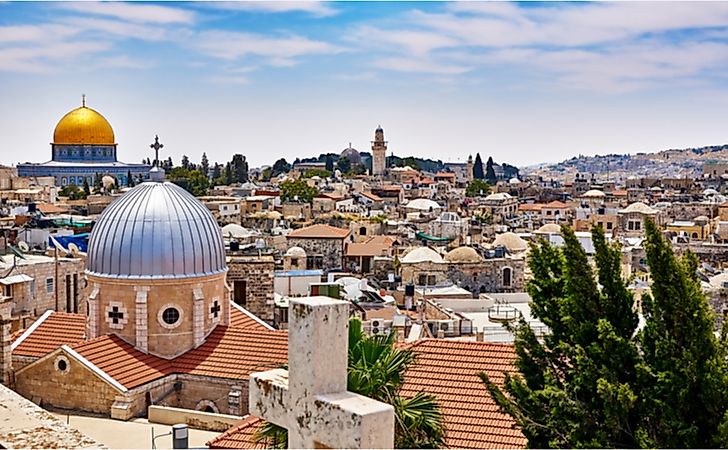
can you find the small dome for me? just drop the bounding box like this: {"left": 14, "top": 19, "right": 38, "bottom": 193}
{"left": 444, "top": 246, "right": 482, "bottom": 263}
{"left": 87, "top": 182, "right": 226, "bottom": 279}
{"left": 582, "top": 189, "right": 606, "bottom": 198}
{"left": 620, "top": 202, "right": 657, "bottom": 214}
{"left": 285, "top": 246, "right": 307, "bottom": 258}
{"left": 340, "top": 146, "right": 362, "bottom": 165}
{"left": 485, "top": 192, "right": 513, "bottom": 201}
{"left": 53, "top": 102, "right": 115, "bottom": 145}
{"left": 536, "top": 223, "right": 561, "bottom": 234}
{"left": 493, "top": 232, "right": 528, "bottom": 253}
{"left": 401, "top": 247, "right": 443, "bottom": 264}
{"left": 508, "top": 177, "right": 520, "bottom": 185}
{"left": 405, "top": 198, "right": 441, "bottom": 211}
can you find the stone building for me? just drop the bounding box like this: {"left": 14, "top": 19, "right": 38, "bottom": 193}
{"left": 286, "top": 224, "right": 350, "bottom": 272}
{"left": 617, "top": 202, "right": 660, "bottom": 236}
{"left": 443, "top": 246, "right": 525, "bottom": 295}
{"left": 227, "top": 255, "right": 275, "bottom": 325}
{"left": 9, "top": 169, "right": 288, "bottom": 421}
{"left": 1, "top": 253, "right": 87, "bottom": 330}
{"left": 371, "top": 126, "right": 387, "bottom": 176}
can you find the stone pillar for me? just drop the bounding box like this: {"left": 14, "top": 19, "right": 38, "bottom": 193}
{"left": 0, "top": 297, "right": 12, "bottom": 386}
{"left": 134, "top": 286, "right": 149, "bottom": 353}
{"left": 193, "top": 287, "right": 205, "bottom": 348}
{"left": 87, "top": 283, "right": 100, "bottom": 338}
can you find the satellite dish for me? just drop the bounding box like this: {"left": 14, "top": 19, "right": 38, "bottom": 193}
{"left": 17, "top": 241, "right": 29, "bottom": 253}
{"left": 68, "top": 242, "right": 81, "bottom": 257}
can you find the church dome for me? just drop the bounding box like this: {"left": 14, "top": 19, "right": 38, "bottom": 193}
{"left": 340, "top": 145, "right": 362, "bottom": 165}
{"left": 87, "top": 181, "right": 226, "bottom": 279}
{"left": 53, "top": 102, "right": 115, "bottom": 145}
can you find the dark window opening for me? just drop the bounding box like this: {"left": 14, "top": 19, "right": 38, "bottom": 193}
{"left": 162, "top": 307, "right": 180, "bottom": 325}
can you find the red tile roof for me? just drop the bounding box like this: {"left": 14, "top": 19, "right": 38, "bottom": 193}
{"left": 173, "top": 327, "right": 287, "bottom": 380}
{"left": 544, "top": 200, "right": 569, "bottom": 209}
{"left": 207, "top": 415, "right": 267, "bottom": 449}
{"left": 230, "top": 304, "right": 274, "bottom": 331}
{"left": 209, "top": 339, "right": 525, "bottom": 450}
{"left": 70, "top": 334, "right": 174, "bottom": 389}
{"left": 287, "top": 224, "right": 350, "bottom": 239}
{"left": 401, "top": 339, "right": 525, "bottom": 449}
{"left": 12, "top": 311, "right": 86, "bottom": 358}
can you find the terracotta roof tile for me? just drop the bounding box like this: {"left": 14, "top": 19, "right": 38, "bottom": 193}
{"left": 70, "top": 334, "right": 174, "bottom": 389}
{"left": 229, "top": 303, "right": 274, "bottom": 331}
{"left": 13, "top": 312, "right": 86, "bottom": 358}
{"left": 401, "top": 339, "right": 525, "bottom": 449}
{"left": 207, "top": 415, "right": 267, "bottom": 449}
{"left": 287, "top": 224, "right": 350, "bottom": 239}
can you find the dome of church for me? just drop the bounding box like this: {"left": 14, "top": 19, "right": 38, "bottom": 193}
{"left": 340, "top": 145, "right": 363, "bottom": 165}
{"left": 87, "top": 181, "right": 226, "bottom": 279}
{"left": 285, "top": 246, "right": 307, "bottom": 258}
{"left": 536, "top": 223, "right": 561, "bottom": 234}
{"left": 401, "top": 247, "right": 443, "bottom": 264}
{"left": 493, "top": 232, "right": 529, "bottom": 253}
{"left": 53, "top": 102, "right": 115, "bottom": 145}
{"left": 444, "top": 246, "right": 483, "bottom": 263}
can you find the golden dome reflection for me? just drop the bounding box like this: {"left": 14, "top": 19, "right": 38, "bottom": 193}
{"left": 53, "top": 98, "right": 115, "bottom": 145}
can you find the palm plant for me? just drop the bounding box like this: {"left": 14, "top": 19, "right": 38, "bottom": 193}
{"left": 254, "top": 317, "right": 446, "bottom": 448}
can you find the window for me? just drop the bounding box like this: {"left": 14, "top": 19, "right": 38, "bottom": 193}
{"left": 162, "top": 307, "right": 180, "bottom": 325}
{"left": 607, "top": 222, "right": 613, "bottom": 230}
{"left": 418, "top": 274, "right": 427, "bottom": 285}
{"left": 290, "top": 258, "right": 298, "bottom": 267}
{"left": 3, "top": 284, "right": 11, "bottom": 298}
{"left": 427, "top": 275, "right": 436, "bottom": 286}
{"left": 46, "top": 278, "right": 54, "bottom": 293}
{"left": 359, "top": 226, "right": 367, "bottom": 236}
{"left": 503, "top": 267, "right": 512, "bottom": 287}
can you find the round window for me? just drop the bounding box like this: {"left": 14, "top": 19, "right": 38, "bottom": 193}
{"left": 54, "top": 355, "right": 70, "bottom": 374}
{"left": 58, "top": 359, "right": 68, "bottom": 371}
{"left": 162, "top": 307, "right": 180, "bottom": 325}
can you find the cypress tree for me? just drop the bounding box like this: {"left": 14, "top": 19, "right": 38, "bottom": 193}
{"left": 473, "top": 153, "right": 484, "bottom": 180}
{"left": 486, "top": 156, "right": 497, "bottom": 184}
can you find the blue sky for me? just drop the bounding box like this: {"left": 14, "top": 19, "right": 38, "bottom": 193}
{"left": 3, "top": 1, "right": 728, "bottom": 169}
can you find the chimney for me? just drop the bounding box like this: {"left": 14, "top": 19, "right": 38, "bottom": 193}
{"left": 0, "top": 296, "right": 12, "bottom": 386}
{"left": 475, "top": 329, "right": 485, "bottom": 342}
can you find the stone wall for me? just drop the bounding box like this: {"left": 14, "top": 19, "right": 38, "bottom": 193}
{"left": 15, "top": 349, "right": 122, "bottom": 414}
{"left": 287, "top": 238, "right": 345, "bottom": 273}
{"left": 227, "top": 256, "right": 275, "bottom": 324}
{"left": 446, "top": 258, "right": 526, "bottom": 295}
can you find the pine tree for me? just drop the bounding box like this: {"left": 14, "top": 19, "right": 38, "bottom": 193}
{"left": 486, "top": 156, "right": 497, "bottom": 184}
{"left": 482, "top": 225, "right": 640, "bottom": 448}
{"left": 231, "top": 154, "right": 249, "bottom": 183}
{"left": 224, "top": 162, "right": 233, "bottom": 185}
{"left": 181, "top": 155, "right": 190, "bottom": 170}
{"left": 127, "top": 170, "right": 134, "bottom": 187}
{"left": 325, "top": 154, "right": 334, "bottom": 172}
{"left": 201, "top": 153, "right": 210, "bottom": 177}
{"left": 636, "top": 220, "right": 728, "bottom": 448}
{"left": 82, "top": 179, "right": 91, "bottom": 196}
{"left": 473, "top": 153, "right": 484, "bottom": 180}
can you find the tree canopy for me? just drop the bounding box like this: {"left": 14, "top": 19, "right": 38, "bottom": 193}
{"left": 279, "top": 179, "right": 318, "bottom": 204}
{"left": 473, "top": 153, "right": 484, "bottom": 179}
{"left": 482, "top": 222, "right": 728, "bottom": 448}
{"left": 465, "top": 179, "right": 491, "bottom": 197}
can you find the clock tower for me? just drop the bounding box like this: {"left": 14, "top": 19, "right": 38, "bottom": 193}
{"left": 371, "top": 125, "right": 387, "bottom": 176}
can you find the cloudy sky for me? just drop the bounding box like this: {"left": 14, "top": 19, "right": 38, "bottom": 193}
{"left": 2, "top": 1, "right": 728, "bottom": 169}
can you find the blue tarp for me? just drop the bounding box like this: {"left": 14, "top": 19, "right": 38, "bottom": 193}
{"left": 50, "top": 233, "right": 90, "bottom": 252}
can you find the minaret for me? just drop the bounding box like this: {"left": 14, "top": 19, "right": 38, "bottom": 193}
{"left": 466, "top": 155, "right": 474, "bottom": 182}
{"left": 371, "top": 125, "right": 387, "bottom": 177}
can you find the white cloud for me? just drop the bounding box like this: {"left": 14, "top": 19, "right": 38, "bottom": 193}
{"left": 0, "top": 40, "right": 111, "bottom": 73}
{"left": 193, "top": 30, "right": 341, "bottom": 62}
{"left": 209, "top": 1, "right": 338, "bottom": 18}
{"left": 59, "top": 2, "right": 195, "bottom": 24}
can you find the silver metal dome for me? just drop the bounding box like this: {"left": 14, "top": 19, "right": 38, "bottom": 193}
{"left": 87, "top": 182, "right": 226, "bottom": 279}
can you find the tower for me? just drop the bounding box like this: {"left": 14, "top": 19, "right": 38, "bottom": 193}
{"left": 466, "top": 155, "right": 474, "bottom": 182}
{"left": 371, "top": 125, "right": 387, "bottom": 176}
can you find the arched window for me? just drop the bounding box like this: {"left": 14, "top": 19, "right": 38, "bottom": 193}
{"left": 502, "top": 267, "right": 512, "bottom": 287}
{"left": 359, "top": 226, "right": 367, "bottom": 236}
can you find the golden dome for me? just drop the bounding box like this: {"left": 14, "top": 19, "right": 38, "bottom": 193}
{"left": 53, "top": 101, "right": 115, "bottom": 145}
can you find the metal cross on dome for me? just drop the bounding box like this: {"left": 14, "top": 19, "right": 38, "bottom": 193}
{"left": 150, "top": 135, "right": 164, "bottom": 167}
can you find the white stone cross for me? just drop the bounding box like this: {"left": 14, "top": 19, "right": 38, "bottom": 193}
{"left": 249, "top": 296, "right": 395, "bottom": 449}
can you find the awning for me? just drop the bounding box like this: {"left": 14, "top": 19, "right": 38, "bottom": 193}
{"left": 0, "top": 274, "right": 34, "bottom": 285}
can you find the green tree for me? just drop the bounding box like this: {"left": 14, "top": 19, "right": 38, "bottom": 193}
{"left": 325, "top": 154, "right": 334, "bottom": 172}
{"left": 127, "top": 170, "right": 135, "bottom": 187}
{"left": 336, "top": 156, "right": 351, "bottom": 174}
{"left": 272, "top": 158, "right": 291, "bottom": 177}
{"left": 485, "top": 156, "right": 497, "bottom": 184}
{"left": 231, "top": 154, "right": 249, "bottom": 183}
{"left": 201, "top": 152, "right": 210, "bottom": 177}
{"left": 473, "top": 153, "right": 484, "bottom": 179}
{"left": 181, "top": 155, "right": 190, "bottom": 170}
{"left": 93, "top": 172, "right": 102, "bottom": 193}
{"left": 636, "top": 220, "right": 728, "bottom": 448}
{"left": 224, "top": 162, "right": 233, "bottom": 185}
{"left": 59, "top": 183, "right": 87, "bottom": 200}
{"left": 254, "top": 318, "right": 446, "bottom": 448}
{"left": 465, "top": 179, "right": 491, "bottom": 197}
{"left": 82, "top": 179, "right": 91, "bottom": 196}
{"left": 279, "top": 179, "right": 317, "bottom": 203}
{"left": 302, "top": 168, "right": 331, "bottom": 179}
{"left": 167, "top": 167, "right": 210, "bottom": 196}
{"left": 482, "top": 225, "right": 640, "bottom": 448}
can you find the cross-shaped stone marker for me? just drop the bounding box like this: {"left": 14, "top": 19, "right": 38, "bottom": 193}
{"left": 108, "top": 306, "right": 124, "bottom": 324}
{"left": 250, "top": 296, "right": 395, "bottom": 449}
{"left": 150, "top": 135, "right": 164, "bottom": 167}
{"left": 210, "top": 300, "right": 220, "bottom": 319}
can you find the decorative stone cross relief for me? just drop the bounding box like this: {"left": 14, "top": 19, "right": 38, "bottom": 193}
{"left": 250, "top": 296, "right": 395, "bottom": 449}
